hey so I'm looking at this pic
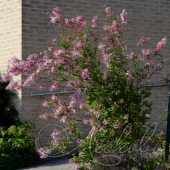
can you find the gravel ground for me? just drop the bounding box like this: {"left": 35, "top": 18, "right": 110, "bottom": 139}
{"left": 17, "top": 157, "right": 75, "bottom": 170}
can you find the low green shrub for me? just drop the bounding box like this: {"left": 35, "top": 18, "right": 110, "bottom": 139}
{"left": 0, "top": 122, "right": 44, "bottom": 170}
{"left": 0, "top": 80, "right": 45, "bottom": 169}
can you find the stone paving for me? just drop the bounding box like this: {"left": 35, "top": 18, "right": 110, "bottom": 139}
{"left": 17, "top": 157, "right": 75, "bottom": 170}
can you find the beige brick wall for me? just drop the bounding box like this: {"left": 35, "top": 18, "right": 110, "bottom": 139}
{"left": 0, "top": 0, "right": 22, "bottom": 113}
{"left": 1, "top": 0, "right": 170, "bottom": 137}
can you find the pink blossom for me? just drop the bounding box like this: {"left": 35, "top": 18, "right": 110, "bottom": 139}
{"left": 39, "top": 114, "right": 48, "bottom": 119}
{"left": 113, "top": 124, "right": 119, "bottom": 129}
{"left": 52, "top": 6, "right": 62, "bottom": 17}
{"left": 150, "top": 61, "right": 155, "bottom": 67}
{"left": 102, "top": 53, "right": 113, "bottom": 67}
{"left": 76, "top": 138, "right": 84, "bottom": 145}
{"left": 41, "top": 101, "right": 49, "bottom": 107}
{"left": 160, "top": 129, "right": 164, "bottom": 134}
{"left": 94, "top": 111, "right": 100, "bottom": 118}
{"left": 144, "top": 62, "right": 150, "bottom": 67}
{"left": 137, "top": 36, "right": 148, "bottom": 46}
{"left": 164, "top": 59, "right": 169, "bottom": 64}
{"left": 73, "top": 164, "right": 80, "bottom": 170}
{"left": 103, "top": 119, "right": 109, "bottom": 125}
{"left": 69, "top": 159, "right": 72, "bottom": 163}
{"left": 147, "top": 78, "right": 152, "bottom": 83}
{"left": 80, "top": 103, "right": 84, "bottom": 109}
{"left": 37, "top": 148, "right": 51, "bottom": 159}
{"left": 103, "top": 72, "right": 109, "bottom": 80}
{"left": 146, "top": 114, "right": 150, "bottom": 117}
{"left": 126, "top": 52, "right": 134, "bottom": 60}
{"left": 105, "top": 7, "right": 112, "bottom": 16}
{"left": 80, "top": 68, "right": 89, "bottom": 79}
{"left": 83, "top": 119, "right": 88, "bottom": 124}
{"left": 8, "top": 57, "right": 26, "bottom": 75}
{"left": 71, "top": 50, "right": 83, "bottom": 60}
{"left": 50, "top": 16, "right": 59, "bottom": 23}
{"left": 69, "top": 92, "right": 86, "bottom": 107}
{"left": 79, "top": 152, "right": 83, "bottom": 157}
{"left": 59, "top": 116, "right": 67, "bottom": 123}
{"left": 49, "top": 81, "right": 60, "bottom": 92}
{"left": 74, "top": 41, "right": 85, "bottom": 49}
{"left": 141, "top": 72, "right": 147, "bottom": 79}
{"left": 52, "top": 38, "right": 57, "bottom": 43}
{"left": 47, "top": 113, "right": 54, "bottom": 117}
{"left": 146, "top": 107, "right": 149, "bottom": 111}
{"left": 142, "top": 48, "right": 153, "bottom": 57}
{"left": 126, "top": 69, "right": 132, "bottom": 81}
{"left": 5, "top": 80, "right": 20, "bottom": 90}
{"left": 137, "top": 54, "right": 144, "bottom": 63}
{"left": 48, "top": 46, "right": 53, "bottom": 51}
{"left": 54, "top": 48, "right": 64, "bottom": 58}
{"left": 53, "top": 106, "right": 65, "bottom": 118}
{"left": 88, "top": 118, "right": 94, "bottom": 124}
{"left": 120, "top": 9, "right": 127, "bottom": 24}
{"left": 83, "top": 34, "right": 87, "bottom": 39}
{"left": 103, "top": 22, "right": 109, "bottom": 30}
{"left": 89, "top": 127, "right": 96, "bottom": 137}
{"left": 92, "top": 15, "right": 98, "bottom": 28}
{"left": 23, "top": 73, "right": 38, "bottom": 87}
{"left": 52, "top": 139, "right": 60, "bottom": 147}
{"left": 103, "top": 35, "right": 109, "bottom": 41}
{"left": 155, "top": 37, "right": 167, "bottom": 53}
{"left": 92, "top": 23, "right": 97, "bottom": 28}
{"left": 65, "top": 18, "right": 74, "bottom": 28}
{"left": 50, "top": 66, "right": 57, "bottom": 73}
{"left": 156, "top": 64, "right": 162, "bottom": 69}
{"left": 1, "top": 74, "right": 12, "bottom": 82}
{"left": 124, "top": 115, "right": 129, "bottom": 120}
{"left": 70, "top": 120, "right": 74, "bottom": 123}
{"left": 109, "top": 21, "right": 120, "bottom": 34}
{"left": 113, "top": 121, "right": 122, "bottom": 129}
{"left": 76, "top": 14, "right": 84, "bottom": 23}
{"left": 166, "top": 72, "right": 170, "bottom": 78}
{"left": 98, "top": 42, "right": 106, "bottom": 50}
{"left": 51, "top": 128, "right": 61, "bottom": 140}
{"left": 37, "top": 83, "right": 46, "bottom": 91}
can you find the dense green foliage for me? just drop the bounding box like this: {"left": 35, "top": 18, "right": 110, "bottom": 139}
{"left": 0, "top": 81, "right": 43, "bottom": 170}
{"left": 0, "top": 81, "right": 21, "bottom": 128}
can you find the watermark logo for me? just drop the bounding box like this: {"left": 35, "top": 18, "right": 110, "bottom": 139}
{"left": 35, "top": 122, "right": 162, "bottom": 166}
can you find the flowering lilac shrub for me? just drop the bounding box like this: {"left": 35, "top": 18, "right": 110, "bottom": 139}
{"left": 2, "top": 5, "right": 170, "bottom": 169}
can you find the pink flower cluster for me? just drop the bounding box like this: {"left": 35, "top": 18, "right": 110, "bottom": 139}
{"left": 69, "top": 92, "right": 86, "bottom": 107}
{"left": 1, "top": 74, "right": 12, "bottom": 82}
{"left": 80, "top": 68, "right": 89, "bottom": 79}
{"left": 142, "top": 48, "right": 153, "bottom": 57}
{"left": 37, "top": 83, "right": 46, "bottom": 91}
{"left": 49, "top": 81, "right": 60, "bottom": 91}
{"left": 37, "top": 148, "right": 51, "bottom": 158}
{"left": 113, "top": 121, "right": 122, "bottom": 129}
{"left": 137, "top": 36, "right": 148, "bottom": 46}
{"left": 155, "top": 37, "right": 167, "bottom": 53}
{"left": 51, "top": 128, "right": 61, "bottom": 147}
{"left": 6, "top": 80, "right": 22, "bottom": 90}
{"left": 92, "top": 15, "right": 98, "bottom": 28}
{"left": 120, "top": 9, "right": 128, "bottom": 24}
{"left": 50, "top": 6, "right": 62, "bottom": 23}
{"left": 105, "top": 7, "right": 112, "bottom": 16}
{"left": 65, "top": 14, "right": 87, "bottom": 33}
{"left": 104, "top": 21, "right": 121, "bottom": 35}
